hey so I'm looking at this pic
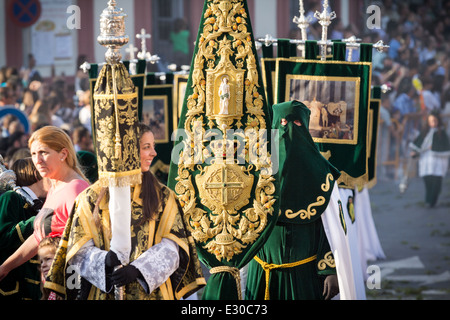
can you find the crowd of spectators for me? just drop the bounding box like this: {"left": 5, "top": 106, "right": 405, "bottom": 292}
{"left": 0, "top": 53, "right": 93, "bottom": 169}
{"left": 372, "top": 0, "right": 450, "bottom": 180}
{"left": 326, "top": 0, "right": 450, "bottom": 180}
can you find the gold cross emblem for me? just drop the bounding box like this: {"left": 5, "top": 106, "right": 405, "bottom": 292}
{"left": 205, "top": 165, "right": 244, "bottom": 206}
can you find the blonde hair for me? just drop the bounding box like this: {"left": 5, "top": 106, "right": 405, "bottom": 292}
{"left": 38, "top": 236, "right": 62, "bottom": 301}
{"left": 29, "top": 126, "right": 88, "bottom": 182}
{"left": 38, "top": 236, "right": 61, "bottom": 252}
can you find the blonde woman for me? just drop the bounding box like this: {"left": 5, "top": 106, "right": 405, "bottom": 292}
{"left": 0, "top": 126, "right": 89, "bottom": 283}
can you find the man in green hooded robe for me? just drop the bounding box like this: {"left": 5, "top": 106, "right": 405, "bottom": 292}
{"left": 245, "top": 101, "right": 344, "bottom": 300}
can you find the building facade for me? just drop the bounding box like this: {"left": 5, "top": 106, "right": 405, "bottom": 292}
{"left": 1, "top": 0, "right": 363, "bottom": 82}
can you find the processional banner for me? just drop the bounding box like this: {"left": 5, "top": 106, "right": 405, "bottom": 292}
{"left": 274, "top": 41, "right": 373, "bottom": 189}
{"left": 167, "top": 0, "right": 279, "bottom": 300}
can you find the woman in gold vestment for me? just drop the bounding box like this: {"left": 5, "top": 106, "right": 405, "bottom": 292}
{"left": 45, "top": 123, "right": 205, "bottom": 300}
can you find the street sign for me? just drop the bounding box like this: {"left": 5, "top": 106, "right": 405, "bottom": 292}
{"left": 8, "top": 0, "right": 42, "bottom": 28}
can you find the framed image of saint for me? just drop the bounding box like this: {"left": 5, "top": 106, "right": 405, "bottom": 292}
{"left": 142, "top": 95, "right": 169, "bottom": 144}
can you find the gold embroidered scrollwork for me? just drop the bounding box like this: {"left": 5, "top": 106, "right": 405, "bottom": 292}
{"left": 174, "top": 0, "right": 276, "bottom": 262}
{"left": 93, "top": 64, "right": 141, "bottom": 187}
{"left": 318, "top": 251, "right": 336, "bottom": 270}
{"left": 284, "top": 173, "right": 334, "bottom": 220}
{"left": 321, "top": 173, "right": 334, "bottom": 192}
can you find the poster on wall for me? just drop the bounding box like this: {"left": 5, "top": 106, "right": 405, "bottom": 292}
{"left": 31, "top": 0, "right": 74, "bottom": 66}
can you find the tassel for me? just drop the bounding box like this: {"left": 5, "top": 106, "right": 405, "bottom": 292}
{"left": 115, "top": 132, "right": 122, "bottom": 161}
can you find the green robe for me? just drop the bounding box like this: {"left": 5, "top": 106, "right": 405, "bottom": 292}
{"left": 246, "top": 101, "right": 340, "bottom": 300}
{"left": 0, "top": 190, "right": 41, "bottom": 300}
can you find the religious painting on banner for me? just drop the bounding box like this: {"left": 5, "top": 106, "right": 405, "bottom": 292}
{"left": 167, "top": 0, "right": 279, "bottom": 300}
{"left": 142, "top": 89, "right": 170, "bottom": 144}
{"left": 275, "top": 41, "right": 373, "bottom": 189}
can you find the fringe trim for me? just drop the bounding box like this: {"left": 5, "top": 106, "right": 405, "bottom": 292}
{"left": 98, "top": 170, "right": 142, "bottom": 188}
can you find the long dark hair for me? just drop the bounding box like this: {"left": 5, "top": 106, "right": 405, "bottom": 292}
{"left": 138, "top": 123, "right": 161, "bottom": 222}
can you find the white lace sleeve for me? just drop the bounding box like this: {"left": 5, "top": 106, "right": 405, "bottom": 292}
{"left": 68, "top": 239, "right": 110, "bottom": 293}
{"left": 131, "top": 238, "right": 180, "bottom": 294}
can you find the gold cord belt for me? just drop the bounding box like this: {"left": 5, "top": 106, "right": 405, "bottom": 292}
{"left": 210, "top": 266, "right": 242, "bottom": 300}
{"left": 254, "top": 255, "right": 317, "bottom": 300}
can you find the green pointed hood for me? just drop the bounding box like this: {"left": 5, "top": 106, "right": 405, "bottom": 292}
{"left": 273, "top": 100, "right": 340, "bottom": 224}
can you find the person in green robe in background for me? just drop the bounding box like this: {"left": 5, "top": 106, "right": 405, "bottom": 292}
{"left": 246, "top": 101, "right": 340, "bottom": 300}
{"left": 170, "top": 18, "right": 191, "bottom": 68}
{"left": 0, "top": 158, "right": 49, "bottom": 300}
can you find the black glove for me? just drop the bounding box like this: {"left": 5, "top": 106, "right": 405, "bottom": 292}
{"left": 111, "top": 265, "right": 142, "bottom": 287}
{"left": 105, "top": 251, "right": 121, "bottom": 269}
{"left": 105, "top": 251, "right": 122, "bottom": 292}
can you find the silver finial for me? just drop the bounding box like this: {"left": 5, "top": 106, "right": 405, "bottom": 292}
{"left": 80, "top": 61, "right": 91, "bottom": 73}
{"left": 314, "top": 0, "right": 336, "bottom": 60}
{"left": 293, "top": 0, "right": 312, "bottom": 41}
{"left": 342, "top": 35, "right": 361, "bottom": 61}
{"left": 97, "top": 0, "right": 129, "bottom": 65}
{"left": 373, "top": 40, "right": 390, "bottom": 53}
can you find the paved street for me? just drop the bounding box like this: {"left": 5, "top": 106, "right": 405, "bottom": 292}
{"left": 366, "top": 174, "right": 450, "bottom": 300}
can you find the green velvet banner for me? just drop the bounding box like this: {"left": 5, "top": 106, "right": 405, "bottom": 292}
{"left": 167, "top": 0, "right": 279, "bottom": 300}
{"left": 274, "top": 42, "right": 373, "bottom": 189}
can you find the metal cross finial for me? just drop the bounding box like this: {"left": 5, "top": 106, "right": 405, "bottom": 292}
{"left": 136, "top": 28, "right": 151, "bottom": 60}
{"left": 126, "top": 43, "right": 138, "bottom": 61}
{"left": 126, "top": 43, "right": 139, "bottom": 75}
{"left": 261, "top": 34, "right": 276, "bottom": 47}
{"left": 314, "top": 0, "right": 336, "bottom": 60}
{"left": 136, "top": 28, "right": 160, "bottom": 63}
{"left": 80, "top": 61, "right": 91, "bottom": 73}
{"left": 373, "top": 40, "right": 390, "bottom": 53}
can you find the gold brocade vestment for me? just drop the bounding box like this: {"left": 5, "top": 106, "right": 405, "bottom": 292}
{"left": 45, "top": 182, "right": 205, "bottom": 300}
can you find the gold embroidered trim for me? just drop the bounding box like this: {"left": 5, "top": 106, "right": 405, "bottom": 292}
{"left": 0, "top": 281, "right": 19, "bottom": 296}
{"left": 284, "top": 173, "right": 334, "bottom": 220}
{"left": 98, "top": 170, "right": 142, "bottom": 188}
{"left": 337, "top": 170, "right": 368, "bottom": 190}
{"left": 25, "top": 278, "right": 40, "bottom": 285}
{"left": 318, "top": 251, "right": 335, "bottom": 270}
{"left": 93, "top": 63, "right": 140, "bottom": 187}
{"left": 15, "top": 224, "right": 25, "bottom": 243}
